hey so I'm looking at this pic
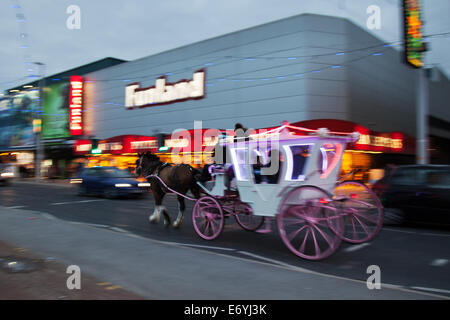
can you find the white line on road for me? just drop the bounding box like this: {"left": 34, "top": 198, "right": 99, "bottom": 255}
{"left": 343, "top": 243, "right": 371, "bottom": 253}
{"left": 51, "top": 200, "right": 104, "bottom": 205}
{"left": 41, "top": 213, "right": 57, "bottom": 220}
{"left": 5, "top": 206, "right": 27, "bottom": 209}
{"left": 430, "top": 259, "right": 449, "bottom": 267}
{"left": 179, "top": 243, "right": 236, "bottom": 251}
{"left": 410, "top": 286, "right": 450, "bottom": 295}
{"left": 238, "top": 251, "right": 311, "bottom": 272}
{"left": 110, "top": 227, "right": 130, "bottom": 234}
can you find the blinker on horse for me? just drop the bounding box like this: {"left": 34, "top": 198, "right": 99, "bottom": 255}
{"left": 135, "top": 151, "right": 202, "bottom": 228}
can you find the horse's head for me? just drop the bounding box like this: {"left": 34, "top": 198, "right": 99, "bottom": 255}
{"left": 135, "top": 151, "right": 161, "bottom": 177}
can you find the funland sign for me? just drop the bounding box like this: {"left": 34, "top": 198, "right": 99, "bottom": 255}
{"left": 125, "top": 69, "right": 205, "bottom": 109}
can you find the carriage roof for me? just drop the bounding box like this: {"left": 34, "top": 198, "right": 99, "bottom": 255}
{"left": 220, "top": 122, "right": 360, "bottom": 146}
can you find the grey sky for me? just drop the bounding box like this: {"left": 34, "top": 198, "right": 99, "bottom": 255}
{"left": 1, "top": 0, "right": 449, "bottom": 92}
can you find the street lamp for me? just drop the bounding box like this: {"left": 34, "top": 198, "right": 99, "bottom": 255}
{"left": 33, "top": 62, "right": 45, "bottom": 180}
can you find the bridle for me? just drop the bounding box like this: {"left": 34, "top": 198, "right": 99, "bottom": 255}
{"left": 137, "top": 154, "right": 161, "bottom": 178}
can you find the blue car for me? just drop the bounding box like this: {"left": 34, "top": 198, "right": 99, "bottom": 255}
{"left": 71, "top": 166, "right": 150, "bottom": 199}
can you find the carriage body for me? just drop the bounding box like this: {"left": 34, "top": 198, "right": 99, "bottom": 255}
{"left": 210, "top": 131, "right": 354, "bottom": 217}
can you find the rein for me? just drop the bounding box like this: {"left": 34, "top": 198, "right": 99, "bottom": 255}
{"left": 145, "top": 174, "right": 197, "bottom": 201}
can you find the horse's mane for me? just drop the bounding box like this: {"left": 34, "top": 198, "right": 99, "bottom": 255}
{"left": 142, "top": 152, "right": 160, "bottom": 162}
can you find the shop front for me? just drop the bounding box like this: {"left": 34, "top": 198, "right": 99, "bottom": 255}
{"left": 74, "top": 135, "right": 159, "bottom": 173}
{"left": 292, "top": 119, "right": 416, "bottom": 183}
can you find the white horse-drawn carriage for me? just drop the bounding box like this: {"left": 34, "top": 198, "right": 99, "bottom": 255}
{"left": 192, "top": 123, "right": 383, "bottom": 260}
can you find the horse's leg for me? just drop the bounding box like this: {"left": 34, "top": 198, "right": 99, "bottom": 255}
{"left": 149, "top": 186, "right": 165, "bottom": 224}
{"left": 190, "top": 184, "right": 201, "bottom": 199}
{"left": 173, "top": 195, "right": 185, "bottom": 228}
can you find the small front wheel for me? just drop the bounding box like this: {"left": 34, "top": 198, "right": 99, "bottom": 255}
{"left": 234, "top": 202, "right": 265, "bottom": 231}
{"left": 192, "top": 196, "right": 224, "bottom": 240}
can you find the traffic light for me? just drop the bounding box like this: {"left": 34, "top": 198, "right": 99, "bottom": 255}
{"left": 91, "top": 139, "right": 102, "bottom": 154}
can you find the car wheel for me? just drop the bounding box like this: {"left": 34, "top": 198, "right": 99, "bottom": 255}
{"left": 77, "top": 185, "right": 88, "bottom": 196}
{"left": 104, "top": 187, "right": 118, "bottom": 199}
{"left": 383, "top": 208, "right": 405, "bottom": 225}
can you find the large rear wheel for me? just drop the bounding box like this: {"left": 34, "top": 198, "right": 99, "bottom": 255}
{"left": 277, "top": 185, "right": 344, "bottom": 260}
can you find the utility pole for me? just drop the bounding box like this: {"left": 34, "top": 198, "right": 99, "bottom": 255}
{"left": 34, "top": 62, "right": 46, "bottom": 180}
{"left": 416, "top": 68, "right": 429, "bottom": 164}
{"left": 402, "top": 0, "right": 428, "bottom": 164}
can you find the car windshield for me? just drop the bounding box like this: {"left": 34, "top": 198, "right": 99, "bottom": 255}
{"left": 95, "top": 168, "right": 133, "bottom": 178}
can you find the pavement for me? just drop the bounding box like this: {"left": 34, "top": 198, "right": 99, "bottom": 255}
{"left": 0, "top": 204, "right": 448, "bottom": 300}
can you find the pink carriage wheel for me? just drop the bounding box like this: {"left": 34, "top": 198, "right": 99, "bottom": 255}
{"left": 277, "top": 185, "right": 344, "bottom": 261}
{"left": 192, "top": 196, "right": 224, "bottom": 240}
{"left": 333, "top": 181, "right": 384, "bottom": 244}
{"left": 234, "top": 202, "right": 265, "bottom": 231}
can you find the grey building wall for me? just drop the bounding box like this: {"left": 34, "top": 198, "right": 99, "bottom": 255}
{"left": 83, "top": 13, "right": 450, "bottom": 141}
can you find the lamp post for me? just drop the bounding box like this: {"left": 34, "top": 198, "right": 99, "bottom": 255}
{"left": 33, "top": 62, "right": 45, "bottom": 180}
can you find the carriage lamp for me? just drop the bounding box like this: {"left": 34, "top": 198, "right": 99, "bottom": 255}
{"left": 115, "top": 183, "right": 132, "bottom": 188}
{"left": 70, "top": 178, "right": 83, "bottom": 183}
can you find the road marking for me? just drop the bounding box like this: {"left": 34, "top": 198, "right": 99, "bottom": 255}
{"left": 97, "top": 282, "right": 111, "bottom": 286}
{"left": 6, "top": 206, "right": 27, "bottom": 209}
{"left": 238, "top": 251, "right": 311, "bottom": 272}
{"left": 105, "top": 285, "right": 122, "bottom": 290}
{"left": 175, "top": 243, "right": 236, "bottom": 252}
{"left": 430, "top": 259, "right": 448, "bottom": 267}
{"left": 41, "top": 213, "right": 57, "bottom": 220}
{"left": 51, "top": 200, "right": 104, "bottom": 205}
{"left": 383, "top": 227, "right": 450, "bottom": 237}
{"left": 410, "top": 286, "right": 450, "bottom": 295}
{"left": 343, "top": 243, "right": 371, "bottom": 253}
{"left": 110, "top": 227, "right": 130, "bottom": 234}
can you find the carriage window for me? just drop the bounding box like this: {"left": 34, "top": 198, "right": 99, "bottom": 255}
{"left": 229, "top": 148, "right": 249, "bottom": 181}
{"left": 283, "top": 144, "right": 312, "bottom": 181}
{"left": 319, "top": 144, "right": 337, "bottom": 174}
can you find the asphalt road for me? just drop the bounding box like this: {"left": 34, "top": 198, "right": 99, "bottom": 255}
{"left": 1, "top": 180, "right": 450, "bottom": 298}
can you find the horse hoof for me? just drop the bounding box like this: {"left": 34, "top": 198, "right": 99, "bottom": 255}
{"left": 149, "top": 216, "right": 159, "bottom": 224}
{"left": 173, "top": 221, "right": 181, "bottom": 228}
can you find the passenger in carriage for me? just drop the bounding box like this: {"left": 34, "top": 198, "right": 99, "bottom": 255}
{"left": 292, "top": 146, "right": 309, "bottom": 180}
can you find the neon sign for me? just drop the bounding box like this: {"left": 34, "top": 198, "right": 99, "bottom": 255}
{"left": 69, "top": 75, "right": 83, "bottom": 135}
{"left": 125, "top": 69, "right": 205, "bottom": 109}
{"left": 403, "top": 0, "right": 426, "bottom": 68}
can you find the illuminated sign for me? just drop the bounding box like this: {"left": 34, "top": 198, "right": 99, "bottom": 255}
{"left": 403, "top": 0, "right": 426, "bottom": 68}
{"left": 125, "top": 70, "right": 205, "bottom": 109}
{"left": 355, "top": 134, "right": 403, "bottom": 152}
{"left": 69, "top": 75, "right": 83, "bottom": 135}
{"left": 130, "top": 140, "right": 157, "bottom": 150}
{"left": 98, "top": 142, "right": 123, "bottom": 151}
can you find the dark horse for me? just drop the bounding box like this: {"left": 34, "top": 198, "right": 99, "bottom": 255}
{"left": 135, "top": 152, "right": 202, "bottom": 228}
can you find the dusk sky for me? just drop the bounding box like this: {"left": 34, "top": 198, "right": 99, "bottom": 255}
{"left": 1, "top": 0, "right": 449, "bottom": 93}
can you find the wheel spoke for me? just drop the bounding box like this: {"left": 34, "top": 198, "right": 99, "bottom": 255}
{"left": 299, "top": 228, "right": 310, "bottom": 253}
{"left": 288, "top": 225, "right": 308, "bottom": 242}
{"left": 353, "top": 215, "right": 370, "bottom": 236}
{"left": 310, "top": 228, "right": 321, "bottom": 257}
{"left": 311, "top": 223, "right": 333, "bottom": 248}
